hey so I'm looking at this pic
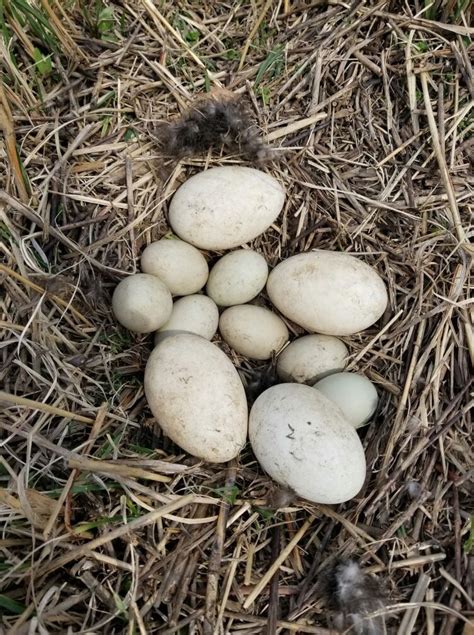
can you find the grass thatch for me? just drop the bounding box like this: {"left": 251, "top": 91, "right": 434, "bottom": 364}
{"left": 0, "top": 1, "right": 473, "bottom": 633}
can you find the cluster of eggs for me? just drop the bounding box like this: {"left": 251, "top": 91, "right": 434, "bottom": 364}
{"left": 112, "top": 166, "right": 388, "bottom": 505}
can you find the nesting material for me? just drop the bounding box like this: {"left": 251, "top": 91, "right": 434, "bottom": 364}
{"left": 157, "top": 89, "right": 270, "bottom": 160}
{"left": 324, "top": 560, "right": 387, "bottom": 635}
{"left": 6, "top": 5, "right": 470, "bottom": 630}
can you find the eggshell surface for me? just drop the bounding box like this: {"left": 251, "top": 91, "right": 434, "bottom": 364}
{"left": 277, "top": 334, "right": 348, "bottom": 384}
{"left": 314, "top": 372, "right": 378, "bottom": 428}
{"left": 145, "top": 334, "right": 248, "bottom": 463}
{"left": 219, "top": 305, "right": 289, "bottom": 360}
{"left": 207, "top": 250, "right": 268, "bottom": 306}
{"left": 112, "top": 273, "right": 172, "bottom": 333}
{"left": 266, "top": 251, "right": 388, "bottom": 335}
{"left": 154, "top": 295, "right": 219, "bottom": 345}
{"left": 141, "top": 238, "right": 208, "bottom": 295}
{"left": 169, "top": 166, "right": 285, "bottom": 250}
{"left": 249, "top": 384, "right": 366, "bottom": 504}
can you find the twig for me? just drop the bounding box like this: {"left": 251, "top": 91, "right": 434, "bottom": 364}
{"left": 397, "top": 573, "right": 431, "bottom": 634}
{"left": 0, "top": 390, "right": 95, "bottom": 424}
{"left": 38, "top": 494, "right": 195, "bottom": 576}
{"left": 204, "top": 464, "right": 237, "bottom": 634}
{"left": 266, "top": 522, "right": 281, "bottom": 635}
{"left": 243, "top": 515, "right": 315, "bottom": 609}
{"left": 420, "top": 71, "right": 471, "bottom": 250}
{"left": 238, "top": 0, "right": 275, "bottom": 72}
{"left": 0, "top": 191, "right": 127, "bottom": 275}
{"left": 266, "top": 112, "right": 327, "bottom": 141}
{"left": 0, "top": 263, "right": 93, "bottom": 326}
{"left": 43, "top": 403, "right": 108, "bottom": 538}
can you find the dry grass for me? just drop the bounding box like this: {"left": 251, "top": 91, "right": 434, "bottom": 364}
{"left": 0, "top": 1, "right": 473, "bottom": 633}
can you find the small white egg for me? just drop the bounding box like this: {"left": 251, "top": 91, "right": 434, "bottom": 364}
{"left": 141, "top": 237, "right": 208, "bottom": 295}
{"left": 112, "top": 273, "right": 172, "bottom": 333}
{"left": 206, "top": 250, "right": 268, "bottom": 306}
{"left": 277, "top": 334, "right": 348, "bottom": 384}
{"left": 154, "top": 295, "right": 219, "bottom": 345}
{"left": 314, "top": 372, "right": 378, "bottom": 428}
{"left": 219, "top": 305, "right": 289, "bottom": 360}
{"left": 249, "top": 383, "right": 366, "bottom": 504}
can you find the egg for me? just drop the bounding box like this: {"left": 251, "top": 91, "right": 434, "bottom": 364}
{"left": 141, "top": 237, "right": 208, "bottom": 295}
{"left": 276, "top": 334, "right": 348, "bottom": 384}
{"left": 249, "top": 383, "right": 366, "bottom": 504}
{"left": 314, "top": 372, "right": 378, "bottom": 428}
{"left": 206, "top": 250, "right": 268, "bottom": 306}
{"left": 112, "top": 273, "right": 172, "bottom": 333}
{"left": 154, "top": 295, "right": 219, "bottom": 345}
{"left": 169, "top": 166, "right": 285, "bottom": 250}
{"left": 266, "top": 250, "right": 388, "bottom": 336}
{"left": 145, "top": 334, "right": 248, "bottom": 463}
{"left": 219, "top": 305, "right": 289, "bottom": 360}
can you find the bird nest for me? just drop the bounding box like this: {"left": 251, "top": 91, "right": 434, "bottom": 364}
{"left": 0, "top": 1, "right": 472, "bottom": 633}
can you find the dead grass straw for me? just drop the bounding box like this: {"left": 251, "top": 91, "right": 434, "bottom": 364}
{"left": 0, "top": 0, "right": 472, "bottom": 633}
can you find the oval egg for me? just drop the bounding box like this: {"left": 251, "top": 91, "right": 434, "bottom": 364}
{"left": 145, "top": 334, "right": 248, "bottom": 463}
{"left": 249, "top": 383, "right": 366, "bottom": 504}
{"left": 169, "top": 166, "right": 285, "bottom": 250}
{"left": 207, "top": 249, "right": 268, "bottom": 306}
{"left": 154, "top": 295, "right": 219, "bottom": 345}
{"left": 277, "top": 334, "right": 348, "bottom": 384}
{"left": 219, "top": 305, "right": 289, "bottom": 360}
{"left": 112, "top": 273, "right": 172, "bottom": 333}
{"left": 266, "top": 250, "right": 388, "bottom": 335}
{"left": 141, "top": 237, "right": 208, "bottom": 295}
{"left": 314, "top": 372, "right": 378, "bottom": 428}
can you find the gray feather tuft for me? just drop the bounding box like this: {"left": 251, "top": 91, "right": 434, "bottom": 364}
{"left": 155, "top": 90, "right": 271, "bottom": 161}
{"left": 326, "top": 560, "right": 388, "bottom": 635}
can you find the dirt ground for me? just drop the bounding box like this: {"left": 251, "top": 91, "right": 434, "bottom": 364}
{"left": 0, "top": 1, "right": 472, "bottom": 633}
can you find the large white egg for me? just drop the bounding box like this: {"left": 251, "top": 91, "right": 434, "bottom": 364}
{"left": 249, "top": 384, "right": 366, "bottom": 504}
{"left": 277, "top": 334, "right": 348, "bottom": 384}
{"left": 219, "top": 305, "right": 289, "bottom": 360}
{"left": 266, "top": 251, "right": 388, "bottom": 336}
{"left": 154, "top": 295, "right": 219, "bottom": 345}
{"left": 112, "top": 273, "right": 172, "bottom": 333}
{"left": 169, "top": 166, "right": 285, "bottom": 250}
{"left": 145, "top": 334, "right": 248, "bottom": 463}
{"left": 141, "top": 237, "right": 208, "bottom": 295}
{"left": 206, "top": 250, "right": 268, "bottom": 306}
{"left": 314, "top": 372, "right": 378, "bottom": 428}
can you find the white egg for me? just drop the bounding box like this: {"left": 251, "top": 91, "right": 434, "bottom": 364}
{"left": 219, "top": 305, "right": 289, "bottom": 360}
{"left": 266, "top": 250, "right": 388, "bottom": 336}
{"left": 206, "top": 250, "right": 268, "bottom": 306}
{"left": 145, "top": 334, "right": 248, "bottom": 463}
{"left": 277, "top": 334, "right": 348, "bottom": 384}
{"left": 112, "top": 273, "right": 172, "bottom": 333}
{"left": 154, "top": 295, "right": 219, "bottom": 345}
{"left": 314, "top": 372, "right": 378, "bottom": 428}
{"left": 249, "top": 383, "right": 366, "bottom": 504}
{"left": 169, "top": 166, "right": 285, "bottom": 250}
{"left": 141, "top": 237, "right": 208, "bottom": 295}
